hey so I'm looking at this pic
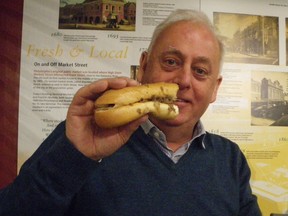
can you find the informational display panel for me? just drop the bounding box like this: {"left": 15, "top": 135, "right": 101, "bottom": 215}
{"left": 19, "top": 0, "right": 288, "bottom": 215}
{"left": 19, "top": 0, "right": 199, "bottom": 166}
{"left": 201, "top": 0, "right": 288, "bottom": 214}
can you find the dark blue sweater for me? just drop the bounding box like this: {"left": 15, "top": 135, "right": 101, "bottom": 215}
{"left": 0, "top": 122, "right": 261, "bottom": 215}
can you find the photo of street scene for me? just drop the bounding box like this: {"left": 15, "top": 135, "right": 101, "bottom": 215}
{"left": 59, "top": 0, "right": 136, "bottom": 31}
{"left": 214, "top": 12, "right": 279, "bottom": 65}
{"left": 130, "top": 65, "right": 139, "bottom": 80}
{"left": 286, "top": 18, "right": 288, "bottom": 65}
{"left": 251, "top": 71, "right": 288, "bottom": 126}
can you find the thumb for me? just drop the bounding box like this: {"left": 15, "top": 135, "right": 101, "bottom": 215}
{"left": 118, "top": 115, "right": 148, "bottom": 142}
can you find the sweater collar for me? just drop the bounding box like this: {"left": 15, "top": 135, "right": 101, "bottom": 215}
{"left": 141, "top": 119, "right": 206, "bottom": 149}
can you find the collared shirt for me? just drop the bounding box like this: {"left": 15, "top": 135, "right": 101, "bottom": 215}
{"left": 141, "top": 120, "right": 206, "bottom": 163}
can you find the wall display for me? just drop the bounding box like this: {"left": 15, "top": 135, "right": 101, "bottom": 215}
{"left": 19, "top": 0, "right": 199, "bottom": 166}
{"left": 19, "top": 0, "right": 287, "bottom": 215}
{"left": 201, "top": 0, "right": 288, "bottom": 214}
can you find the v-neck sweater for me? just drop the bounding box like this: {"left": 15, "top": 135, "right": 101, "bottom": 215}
{"left": 0, "top": 122, "right": 262, "bottom": 216}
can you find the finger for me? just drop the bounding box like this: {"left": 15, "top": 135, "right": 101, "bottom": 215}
{"left": 128, "top": 115, "right": 149, "bottom": 130}
{"left": 116, "top": 77, "right": 139, "bottom": 87}
{"left": 118, "top": 115, "right": 148, "bottom": 140}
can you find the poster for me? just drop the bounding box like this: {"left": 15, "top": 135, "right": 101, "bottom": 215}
{"left": 18, "top": 0, "right": 287, "bottom": 215}
{"left": 18, "top": 0, "right": 199, "bottom": 167}
{"left": 201, "top": 0, "right": 288, "bottom": 214}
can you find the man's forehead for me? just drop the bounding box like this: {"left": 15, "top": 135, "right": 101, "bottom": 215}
{"left": 160, "top": 46, "right": 211, "bottom": 60}
{"left": 157, "top": 47, "right": 183, "bottom": 58}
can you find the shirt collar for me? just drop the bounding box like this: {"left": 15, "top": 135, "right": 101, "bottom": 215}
{"left": 141, "top": 119, "right": 207, "bottom": 149}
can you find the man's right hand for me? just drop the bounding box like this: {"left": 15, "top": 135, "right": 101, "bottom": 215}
{"left": 65, "top": 77, "right": 148, "bottom": 161}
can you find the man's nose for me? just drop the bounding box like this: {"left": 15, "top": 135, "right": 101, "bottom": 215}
{"left": 175, "top": 65, "right": 192, "bottom": 89}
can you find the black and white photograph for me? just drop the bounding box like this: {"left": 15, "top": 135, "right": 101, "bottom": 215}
{"left": 214, "top": 12, "right": 279, "bottom": 65}
{"left": 251, "top": 70, "right": 288, "bottom": 126}
{"left": 286, "top": 17, "right": 288, "bottom": 65}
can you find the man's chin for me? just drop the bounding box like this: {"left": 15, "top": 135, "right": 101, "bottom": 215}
{"left": 151, "top": 115, "right": 191, "bottom": 128}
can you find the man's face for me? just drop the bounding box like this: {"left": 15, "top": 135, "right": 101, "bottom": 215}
{"left": 138, "top": 20, "right": 222, "bottom": 128}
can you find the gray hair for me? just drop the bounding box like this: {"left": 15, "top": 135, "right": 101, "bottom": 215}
{"left": 147, "top": 9, "right": 224, "bottom": 65}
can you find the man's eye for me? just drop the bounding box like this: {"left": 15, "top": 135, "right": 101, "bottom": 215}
{"left": 160, "top": 57, "right": 181, "bottom": 71}
{"left": 164, "top": 58, "right": 178, "bottom": 66}
{"left": 193, "top": 67, "right": 208, "bottom": 77}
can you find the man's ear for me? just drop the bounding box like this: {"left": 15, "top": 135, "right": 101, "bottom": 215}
{"left": 210, "top": 76, "right": 222, "bottom": 103}
{"left": 137, "top": 51, "right": 148, "bottom": 82}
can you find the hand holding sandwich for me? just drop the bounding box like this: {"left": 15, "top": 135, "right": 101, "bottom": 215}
{"left": 65, "top": 77, "right": 149, "bottom": 161}
{"left": 65, "top": 77, "right": 179, "bottom": 161}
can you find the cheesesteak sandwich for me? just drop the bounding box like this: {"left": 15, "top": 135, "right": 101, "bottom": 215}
{"left": 94, "top": 82, "right": 179, "bottom": 128}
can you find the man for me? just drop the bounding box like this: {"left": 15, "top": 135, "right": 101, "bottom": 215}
{"left": 0, "top": 9, "right": 262, "bottom": 215}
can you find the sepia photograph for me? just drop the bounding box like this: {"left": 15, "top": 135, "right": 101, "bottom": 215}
{"left": 130, "top": 65, "right": 139, "bottom": 80}
{"left": 59, "top": 0, "right": 136, "bottom": 31}
{"left": 251, "top": 71, "right": 288, "bottom": 126}
{"left": 286, "top": 18, "right": 288, "bottom": 65}
{"left": 214, "top": 12, "right": 279, "bottom": 65}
